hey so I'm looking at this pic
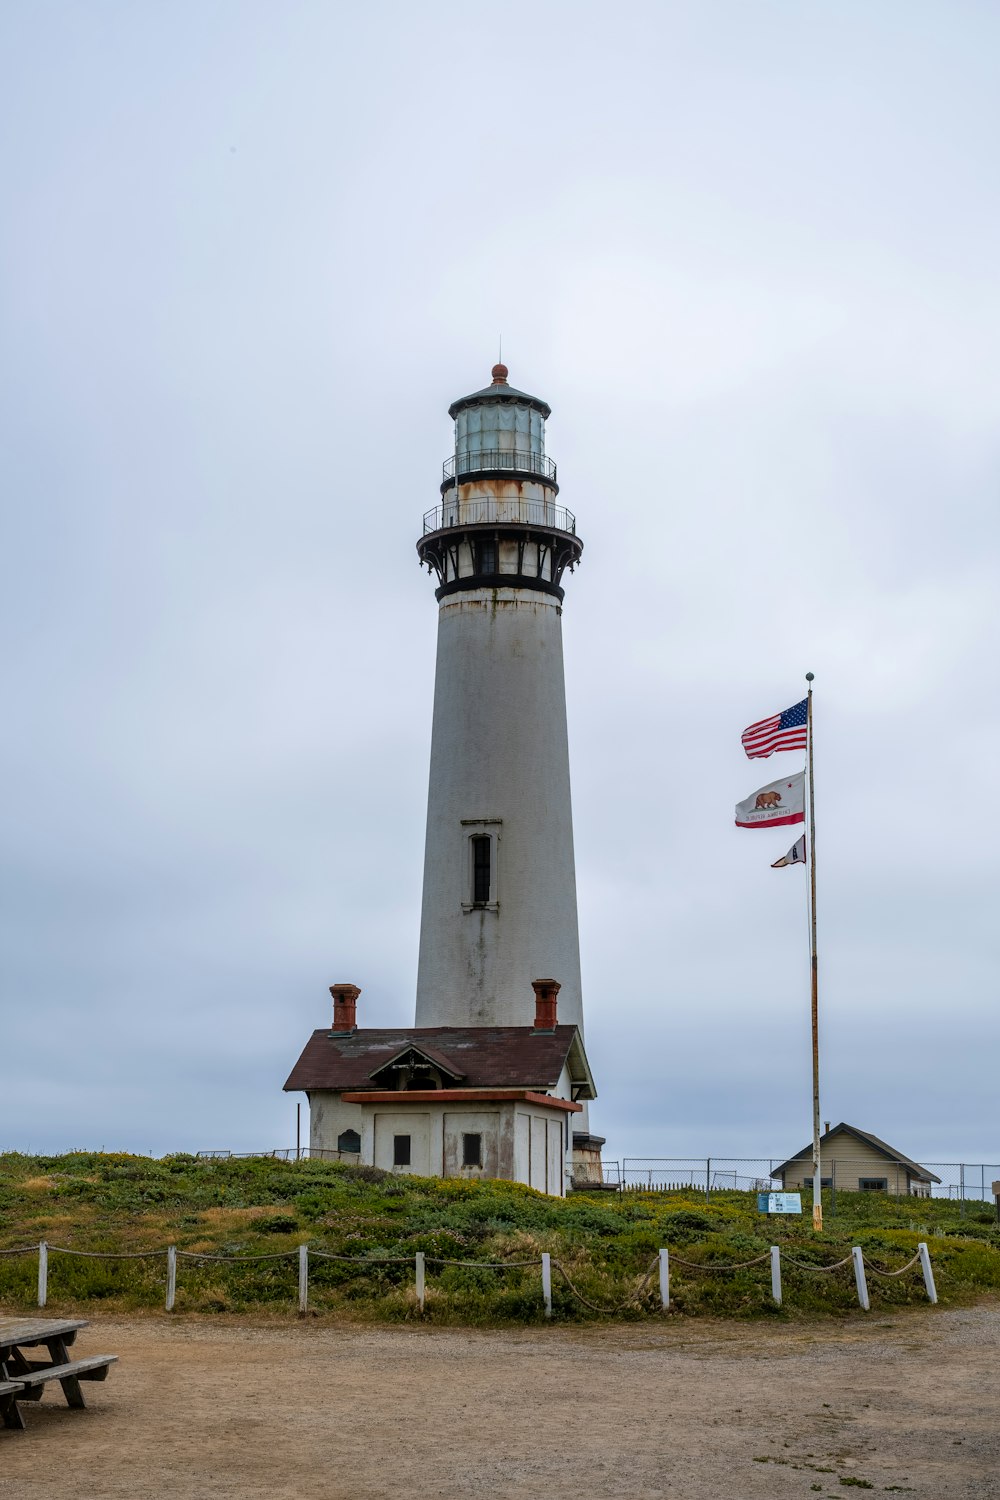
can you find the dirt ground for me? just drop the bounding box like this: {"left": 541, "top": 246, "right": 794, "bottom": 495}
{"left": 1, "top": 1303, "right": 997, "bottom": 1499}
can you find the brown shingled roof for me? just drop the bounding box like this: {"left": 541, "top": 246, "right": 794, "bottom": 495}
{"left": 283, "top": 1025, "right": 595, "bottom": 1099}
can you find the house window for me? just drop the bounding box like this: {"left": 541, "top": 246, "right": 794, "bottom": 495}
{"left": 393, "top": 1134, "right": 411, "bottom": 1167}
{"left": 337, "top": 1129, "right": 361, "bottom": 1154}
{"left": 462, "top": 1133, "right": 482, "bottom": 1168}
{"left": 859, "top": 1177, "right": 887, "bottom": 1192}
{"left": 472, "top": 835, "right": 491, "bottom": 905}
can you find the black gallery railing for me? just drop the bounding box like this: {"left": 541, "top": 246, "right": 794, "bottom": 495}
{"left": 442, "top": 449, "right": 557, "bottom": 481}
{"left": 423, "top": 497, "right": 577, "bottom": 535}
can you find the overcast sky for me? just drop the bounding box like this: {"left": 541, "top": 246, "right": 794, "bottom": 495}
{"left": 3, "top": 1, "right": 998, "bottom": 1177}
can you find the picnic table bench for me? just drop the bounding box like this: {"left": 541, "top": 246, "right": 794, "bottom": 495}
{"left": 0, "top": 1317, "right": 117, "bottom": 1431}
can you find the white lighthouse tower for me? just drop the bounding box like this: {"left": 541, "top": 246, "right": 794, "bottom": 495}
{"left": 284, "top": 364, "right": 601, "bottom": 1193}
{"left": 415, "top": 365, "right": 586, "bottom": 1038}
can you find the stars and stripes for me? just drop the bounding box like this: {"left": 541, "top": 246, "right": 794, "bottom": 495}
{"left": 741, "top": 698, "right": 808, "bottom": 759}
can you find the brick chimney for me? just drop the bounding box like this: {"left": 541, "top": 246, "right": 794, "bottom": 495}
{"left": 330, "top": 983, "right": 361, "bottom": 1034}
{"left": 531, "top": 978, "right": 560, "bottom": 1031}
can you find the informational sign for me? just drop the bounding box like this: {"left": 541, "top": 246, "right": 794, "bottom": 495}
{"left": 757, "top": 1191, "right": 802, "bottom": 1215}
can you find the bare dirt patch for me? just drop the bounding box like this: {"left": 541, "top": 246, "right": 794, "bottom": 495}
{"left": 1, "top": 1303, "right": 997, "bottom": 1499}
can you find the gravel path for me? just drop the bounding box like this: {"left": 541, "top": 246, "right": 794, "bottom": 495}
{"left": 1, "top": 1302, "right": 997, "bottom": 1498}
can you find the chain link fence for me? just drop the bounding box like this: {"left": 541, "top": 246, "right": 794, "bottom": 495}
{"left": 189, "top": 1149, "right": 997, "bottom": 1210}
{"left": 597, "top": 1157, "right": 1000, "bottom": 1212}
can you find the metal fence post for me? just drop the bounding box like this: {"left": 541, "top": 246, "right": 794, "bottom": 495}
{"left": 658, "top": 1248, "right": 670, "bottom": 1310}
{"left": 415, "top": 1251, "right": 426, "bottom": 1313}
{"left": 770, "top": 1245, "right": 782, "bottom": 1306}
{"left": 166, "top": 1245, "right": 177, "bottom": 1311}
{"left": 851, "top": 1246, "right": 869, "bottom": 1311}
{"left": 298, "top": 1244, "right": 309, "bottom": 1315}
{"left": 917, "top": 1242, "right": 937, "bottom": 1304}
{"left": 541, "top": 1253, "right": 552, "bottom": 1319}
{"left": 37, "top": 1241, "right": 48, "bottom": 1309}
{"left": 960, "top": 1163, "right": 966, "bottom": 1217}
{"left": 705, "top": 1159, "right": 711, "bottom": 1204}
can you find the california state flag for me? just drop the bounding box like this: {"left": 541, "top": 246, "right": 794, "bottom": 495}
{"left": 735, "top": 771, "right": 805, "bottom": 829}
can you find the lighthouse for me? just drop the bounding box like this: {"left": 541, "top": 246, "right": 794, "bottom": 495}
{"left": 415, "top": 365, "right": 586, "bottom": 1037}
{"left": 284, "top": 364, "right": 601, "bottom": 1191}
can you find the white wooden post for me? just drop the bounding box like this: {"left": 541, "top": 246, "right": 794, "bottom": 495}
{"left": 658, "top": 1248, "right": 670, "bottom": 1310}
{"left": 917, "top": 1242, "right": 937, "bottom": 1304}
{"left": 166, "top": 1245, "right": 177, "bottom": 1311}
{"left": 298, "top": 1244, "right": 309, "bottom": 1314}
{"left": 415, "top": 1251, "right": 426, "bottom": 1312}
{"left": 770, "top": 1245, "right": 782, "bottom": 1306}
{"left": 851, "top": 1246, "right": 869, "bottom": 1311}
{"left": 37, "top": 1241, "right": 48, "bottom": 1308}
{"left": 541, "top": 1253, "right": 552, "bottom": 1319}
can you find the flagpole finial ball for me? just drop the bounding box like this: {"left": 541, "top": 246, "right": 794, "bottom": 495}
{"left": 805, "top": 672, "right": 814, "bottom": 682}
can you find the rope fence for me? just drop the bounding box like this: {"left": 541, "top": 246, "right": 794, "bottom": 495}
{"left": 862, "top": 1249, "right": 923, "bottom": 1277}
{"left": 783, "top": 1252, "right": 855, "bottom": 1271}
{"left": 670, "top": 1252, "right": 772, "bottom": 1271}
{"left": 1, "top": 1239, "right": 938, "bottom": 1317}
{"left": 550, "top": 1255, "right": 662, "bottom": 1315}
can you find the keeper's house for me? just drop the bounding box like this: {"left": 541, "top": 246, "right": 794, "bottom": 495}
{"left": 283, "top": 980, "right": 595, "bottom": 1198}
{"left": 774, "top": 1123, "right": 941, "bottom": 1197}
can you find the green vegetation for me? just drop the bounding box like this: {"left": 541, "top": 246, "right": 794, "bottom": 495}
{"left": 1, "top": 1152, "right": 997, "bottom": 1323}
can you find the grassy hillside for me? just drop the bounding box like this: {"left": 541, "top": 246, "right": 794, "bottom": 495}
{"left": 1, "top": 1152, "right": 997, "bottom": 1323}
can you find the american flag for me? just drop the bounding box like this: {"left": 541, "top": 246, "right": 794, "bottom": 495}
{"left": 741, "top": 698, "right": 808, "bottom": 759}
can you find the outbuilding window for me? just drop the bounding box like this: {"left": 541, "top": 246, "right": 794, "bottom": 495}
{"left": 462, "top": 1133, "right": 482, "bottom": 1168}
{"left": 337, "top": 1129, "right": 361, "bottom": 1154}
{"left": 859, "top": 1177, "right": 888, "bottom": 1192}
{"left": 393, "top": 1134, "right": 411, "bottom": 1167}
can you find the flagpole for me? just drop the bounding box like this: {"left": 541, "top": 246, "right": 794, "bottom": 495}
{"left": 806, "top": 671, "right": 822, "bottom": 1231}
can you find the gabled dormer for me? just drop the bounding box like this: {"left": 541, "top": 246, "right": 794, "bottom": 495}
{"left": 368, "top": 1042, "right": 466, "bottom": 1093}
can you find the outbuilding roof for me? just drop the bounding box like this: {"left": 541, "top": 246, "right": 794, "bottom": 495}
{"left": 773, "top": 1122, "right": 941, "bottom": 1183}
{"left": 284, "top": 1024, "right": 595, "bottom": 1100}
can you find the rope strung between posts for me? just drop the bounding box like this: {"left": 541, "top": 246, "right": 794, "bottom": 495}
{"left": 0, "top": 1246, "right": 38, "bottom": 1256}
{"left": 175, "top": 1249, "right": 299, "bottom": 1262}
{"left": 550, "top": 1255, "right": 661, "bottom": 1314}
{"left": 861, "top": 1250, "right": 923, "bottom": 1278}
{"left": 308, "top": 1250, "right": 413, "bottom": 1264}
{"left": 669, "top": 1251, "right": 772, "bottom": 1271}
{"left": 45, "top": 1245, "right": 165, "bottom": 1260}
{"left": 424, "top": 1257, "right": 540, "bottom": 1269}
{"left": 782, "top": 1253, "right": 854, "bottom": 1273}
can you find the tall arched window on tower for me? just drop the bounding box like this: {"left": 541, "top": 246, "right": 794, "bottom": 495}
{"left": 461, "top": 818, "right": 500, "bottom": 911}
{"left": 472, "top": 835, "right": 491, "bottom": 905}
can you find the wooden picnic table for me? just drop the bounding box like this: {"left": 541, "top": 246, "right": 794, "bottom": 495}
{"left": 0, "top": 1316, "right": 117, "bottom": 1431}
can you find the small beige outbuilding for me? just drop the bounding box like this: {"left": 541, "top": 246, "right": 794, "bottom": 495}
{"left": 773, "top": 1123, "right": 941, "bottom": 1197}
